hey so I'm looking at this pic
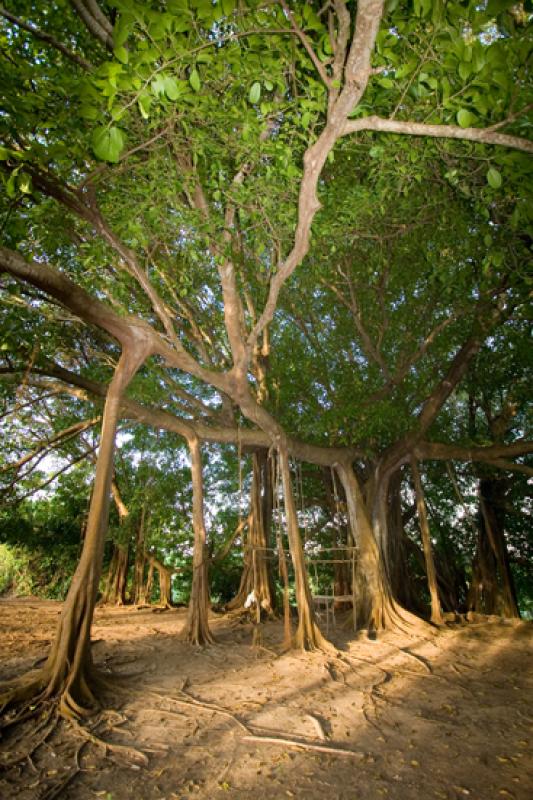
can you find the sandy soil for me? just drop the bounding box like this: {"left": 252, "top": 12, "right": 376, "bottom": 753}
{"left": 0, "top": 598, "right": 532, "bottom": 800}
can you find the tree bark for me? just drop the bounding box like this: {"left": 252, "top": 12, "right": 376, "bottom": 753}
{"left": 386, "top": 471, "right": 420, "bottom": 614}
{"left": 227, "top": 450, "right": 275, "bottom": 614}
{"left": 147, "top": 555, "right": 174, "bottom": 608}
{"left": 410, "top": 459, "right": 444, "bottom": 625}
{"left": 336, "top": 462, "right": 424, "bottom": 633}
{"left": 185, "top": 436, "right": 213, "bottom": 645}
{"left": 468, "top": 477, "right": 520, "bottom": 618}
{"left": 102, "top": 543, "right": 129, "bottom": 605}
{"left": 133, "top": 504, "right": 148, "bottom": 604}
{"left": 278, "top": 444, "right": 330, "bottom": 650}
{"left": 0, "top": 344, "right": 150, "bottom": 717}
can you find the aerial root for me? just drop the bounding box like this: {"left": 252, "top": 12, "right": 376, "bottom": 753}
{"left": 396, "top": 645, "right": 433, "bottom": 674}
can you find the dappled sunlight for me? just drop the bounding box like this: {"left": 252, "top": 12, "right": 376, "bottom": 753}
{"left": 2, "top": 602, "right": 532, "bottom": 800}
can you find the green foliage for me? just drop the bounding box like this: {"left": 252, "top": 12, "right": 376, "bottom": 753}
{"left": 0, "top": 543, "right": 33, "bottom": 596}
{"left": 0, "top": 1, "right": 531, "bottom": 615}
{"left": 92, "top": 126, "right": 126, "bottom": 162}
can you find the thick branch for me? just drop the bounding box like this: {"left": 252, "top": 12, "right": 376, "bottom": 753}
{"left": 0, "top": 246, "right": 149, "bottom": 350}
{"left": 69, "top": 0, "right": 114, "bottom": 50}
{"left": 342, "top": 115, "right": 533, "bottom": 154}
{"left": 5, "top": 361, "right": 361, "bottom": 467}
{"left": 0, "top": 5, "right": 92, "bottom": 69}
{"left": 248, "top": 1, "right": 385, "bottom": 350}
{"left": 415, "top": 440, "right": 533, "bottom": 466}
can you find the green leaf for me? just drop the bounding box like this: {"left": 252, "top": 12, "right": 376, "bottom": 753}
{"left": 92, "top": 126, "right": 125, "bottom": 163}
{"left": 17, "top": 173, "right": 32, "bottom": 194}
{"left": 189, "top": 68, "right": 201, "bottom": 92}
{"left": 487, "top": 0, "right": 516, "bottom": 14}
{"left": 114, "top": 46, "right": 129, "bottom": 65}
{"left": 458, "top": 62, "right": 471, "bottom": 81}
{"left": 151, "top": 75, "right": 167, "bottom": 97}
{"left": 80, "top": 103, "right": 98, "bottom": 120}
{"left": 222, "top": 0, "right": 235, "bottom": 15}
{"left": 456, "top": 109, "right": 475, "bottom": 128}
{"left": 163, "top": 76, "right": 181, "bottom": 101}
{"left": 486, "top": 167, "right": 502, "bottom": 189}
{"left": 0, "top": 146, "right": 23, "bottom": 161}
{"left": 249, "top": 81, "right": 261, "bottom": 104}
{"left": 138, "top": 93, "right": 152, "bottom": 119}
{"left": 6, "top": 171, "right": 18, "bottom": 198}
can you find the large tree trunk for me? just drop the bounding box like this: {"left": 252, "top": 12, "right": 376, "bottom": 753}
{"left": 337, "top": 462, "right": 424, "bottom": 633}
{"left": 102, "top": 477, "right": 130, "bottom": 606}
{"left": 186, "top": 436, "right": 213, "bottom": 645}
{"left": 0, "top": 345, "right": 149, "bottom": 717}
{"left": 468, "top": 477, "right": 520, "bottom": 618}
{"left": 227, "top": 450, "right": 275, "bottom": 614}
{"left": 411, "top": 459, "right": 444, "bottom": 625}
{"left": 133, "top": 504, "right": 148, "bottom": 604}
{"left": 147, "top": 555, "right": 174, "bottom": 608}
{"left": 102, "top": 544, "right": 129, "bottom": 606}
{"left": 322, "top": 467, "right": 352, "bottom": 609}
{"left": 386, "top": 471, "right": 419, "bottom": 613}
{"left": 278, "top": 444, "right": 330, "bottom": 650}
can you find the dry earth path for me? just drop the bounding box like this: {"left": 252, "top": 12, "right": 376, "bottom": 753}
{"left": 0, "top": 598, "right": 532, "bottom": 800}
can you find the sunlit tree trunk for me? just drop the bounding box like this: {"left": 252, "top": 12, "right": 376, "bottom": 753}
{"left": 0, "top": 344, "right": 150, "bottom": 717}
{"left": 278, "top": 444, "right": 330, "bottom": 650}
{"left": 337, "top": 462, "right": 424, "bottom": 633}
{"left": 186, "top": 436, "right": 213, "bottom": 645}
{"left": 410, "top": 458, "right": 444, "bottom": 625}
{"left": 133, "top": 504, "right": 148, "bottom": 604}
{"left": 103, "top": 544, "right": 129, "bottom": 606}
{"left": 228, "top": 450, "right": 275, "bottom": 613}
{"left": 147, "top": 555, "right": 173, "bottom": 608}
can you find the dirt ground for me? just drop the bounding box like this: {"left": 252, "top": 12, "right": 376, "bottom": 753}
{"left": 0, "top": 598, "right": 532, "bottom": 800}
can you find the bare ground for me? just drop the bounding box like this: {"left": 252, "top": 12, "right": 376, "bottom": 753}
{"left": 0, "top": 598, "right": 532, "bottom": 800}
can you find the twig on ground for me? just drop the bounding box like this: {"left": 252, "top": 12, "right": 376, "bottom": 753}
{"left": 306, "top": 713, "right": 327, "bottom": 741}
{"left": 242, "top": 734, "right": 364, "bottom": 758}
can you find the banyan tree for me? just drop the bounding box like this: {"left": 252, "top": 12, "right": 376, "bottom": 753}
{"left": 0, "top": 0, "right": 531, "bottom": 717}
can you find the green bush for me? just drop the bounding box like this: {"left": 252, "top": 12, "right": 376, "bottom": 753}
{"left": 0, "top": 543, "right": 33, "bottom": 596}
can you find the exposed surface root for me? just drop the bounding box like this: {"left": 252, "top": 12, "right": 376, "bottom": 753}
{"left": 242, "top": 734, "right": 364, "bottom": 758}
{"left": 1, "top": 602, "right": 531, "bottom": 800}
{"left": 68, "top": 715, "right": 149, "bottom": 766}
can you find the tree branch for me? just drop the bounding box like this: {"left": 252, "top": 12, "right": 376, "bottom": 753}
{"left": 279, "top": 0, "right": 332, "bottom": 89}
{"left": 342, "top": 115, "right": 533, "bottom": 154}
{"left": 0, "top": 5, "right": 93, "bottom": 69}
{"left": 69, "top": 0, "right": 114, "bottom": 50}
{"left": 248, "top": 1, "right": 385, "bottom": 351}
{"left": 415, "top": 439, "right": 533, "bottom": 466}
